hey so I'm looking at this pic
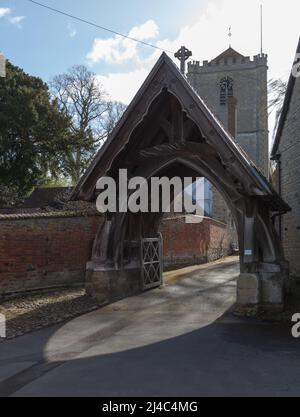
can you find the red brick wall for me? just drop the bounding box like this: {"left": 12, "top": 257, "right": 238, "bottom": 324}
{"left": 0, "top": 214, "right": 102, "bottom": 297}
{"left": 207, "top": 221, "right": 231, "bottom": 261}
{"left": 0, "top": 213, "right": 233, "bottom": 298}
{"left": 160, "top": 216, "right": 232, "bottom": 269}
{"left": 161, "top": 217, "right": 208, "bottom": 257}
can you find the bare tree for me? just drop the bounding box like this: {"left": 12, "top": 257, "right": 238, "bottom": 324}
{"left": 268, "top": 78, "right": 288, "bottom": 133}
{"left": 51, "top": 65, "right": 125, "bottom": 184}
{"left": 102, "top": 101, "right": 127, "bottom": 137}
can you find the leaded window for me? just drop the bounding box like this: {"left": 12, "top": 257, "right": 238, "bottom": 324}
{"left": 220, "top": 76, "right": 234, "bottom": 105}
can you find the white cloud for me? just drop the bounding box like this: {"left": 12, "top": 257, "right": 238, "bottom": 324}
{"left": 87, "top": 19, "right": 159, "bottom": 65}
{"left": 8, "top": 15, "right": 25, "bottom": 28}
{"left": 153, "top": 0, "right": 300, "bottom": 82}
{"left": 98, "top": 68, "right": 149, "bottom": 103}
{"left": 92, "top": 0, "right": 300, "bottom": 140}
{"left": 87, "top": 36, "right": 136, "bottom": 65}
{"left": 128, "top": 20, "right": 159, "bottom": 41}
{"left": 0, "top": 7, "right": 25, "bottom": 28}
{"left": 0, "top": 7, "right": 10, "bottom": 18}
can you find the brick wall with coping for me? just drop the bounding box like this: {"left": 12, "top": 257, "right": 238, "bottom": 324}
{"left": 0, "top": 212, "right": 234, "bottom": 298}
{"left": 0, "top": 212, "right": 103, "bottom": 298}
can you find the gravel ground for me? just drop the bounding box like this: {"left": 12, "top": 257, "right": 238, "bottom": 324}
{"left": 0, "top": 287, "right": 99, "bottom": 341}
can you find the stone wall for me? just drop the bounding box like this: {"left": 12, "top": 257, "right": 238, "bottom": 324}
{"left": 276, "top": 74, "right": 300, "bottom": 277}
{"left": 187, "top": 52, "right": 268, "bottom": 251}
{"left": 187, "top": 55, "right": 269, "bottom": 176}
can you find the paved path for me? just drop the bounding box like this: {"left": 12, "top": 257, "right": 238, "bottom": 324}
{"left": 0, "top": 257, "right": 299, "bottom": 397}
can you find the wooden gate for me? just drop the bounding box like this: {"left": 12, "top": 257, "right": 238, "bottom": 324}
{"left": 141, "top": 236, "right": 163, "bottom": 291}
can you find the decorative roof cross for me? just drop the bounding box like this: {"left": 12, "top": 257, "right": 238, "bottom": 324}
{"left": 175, "top": 46, "right": 192, "bottom": 75}
{"left": 228, "top": 26, "right": 232, "bottom": 48}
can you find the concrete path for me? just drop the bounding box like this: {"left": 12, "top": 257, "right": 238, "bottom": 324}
{"left": 0, "top": 257, "right": 299, "bottom": 397}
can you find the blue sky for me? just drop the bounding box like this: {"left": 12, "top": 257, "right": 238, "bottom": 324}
{"left": 1, "top": 0, "right": 204, "bottom": 80}
{"left": 1, "top": 0, "right": 299, "bottom": 111}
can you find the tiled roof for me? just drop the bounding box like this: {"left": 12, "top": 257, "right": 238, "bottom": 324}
{"left": 210, "top": 47, "right": 245, "bottom": 62}
{"left": 22, "top": 187, "right": 73, "bottom": 208}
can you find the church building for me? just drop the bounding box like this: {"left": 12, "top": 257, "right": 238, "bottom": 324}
{"left": 186, "top": 47, "right": 269, "bottom": 224}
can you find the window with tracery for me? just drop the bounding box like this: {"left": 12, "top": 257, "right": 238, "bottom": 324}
{"left": 220, "top": 76, "right": 234, "bottom": 105}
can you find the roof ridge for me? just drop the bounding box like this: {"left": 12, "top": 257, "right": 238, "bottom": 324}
{"left": 211, "top": 47, "right": 245, "bottom": 62}
{"left": 70, "top": 51, "right": 288, "bottom": 211}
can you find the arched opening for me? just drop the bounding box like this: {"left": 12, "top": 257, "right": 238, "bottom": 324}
{"left": 103, "top": 158, "right": 240, "bottom": 272}
{"left": 96, "top": 91, "right": 273, "bottom": 273}
{"left": 73, "top": 54, "right": 289, "bottom": 314}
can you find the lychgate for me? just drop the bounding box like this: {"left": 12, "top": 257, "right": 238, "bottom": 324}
{"left": 72, "top": 53, "right": 290, "bottom": 314}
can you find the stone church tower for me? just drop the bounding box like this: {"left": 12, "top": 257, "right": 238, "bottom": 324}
{"left": 187, "top": 47, "right": 269, "bottom": 223}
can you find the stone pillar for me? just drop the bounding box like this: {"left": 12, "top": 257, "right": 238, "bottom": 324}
{"left": 236, "top": 270, "right": 285, "bottom": 315}
{"left": 237, "top": 273, "right": 260, "bottom": 315}
{"left": 86, "top": 262, "right": 141, "bottom": 305}
{"left": 236, "top": 204, "right": 286, "bottom": 314}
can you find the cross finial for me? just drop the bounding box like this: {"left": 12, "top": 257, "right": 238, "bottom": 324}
{"left": 228, "top": 26, "right": 232, "bottom": 48}
{"left": 175, "top": 46, "right": 192, "bottom": 75}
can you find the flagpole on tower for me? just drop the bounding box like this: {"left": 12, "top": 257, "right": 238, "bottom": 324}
{"left": 260, "top": 4, "right": 264, "bottom": 56}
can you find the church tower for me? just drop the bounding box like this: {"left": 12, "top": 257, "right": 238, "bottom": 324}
{"left": 187, "top": 47, "right": 269, "bottom": 224}
{"left": 187, "top": 47, "right": 269, "bottom": 177}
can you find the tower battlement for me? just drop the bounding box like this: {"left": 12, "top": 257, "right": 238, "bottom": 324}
{"left": 188, "top": 52, "right": 268, "bottom": 73}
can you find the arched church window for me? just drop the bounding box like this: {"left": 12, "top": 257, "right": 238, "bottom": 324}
{"left": 220, "top": 77, "right": 234, "bottom": 105}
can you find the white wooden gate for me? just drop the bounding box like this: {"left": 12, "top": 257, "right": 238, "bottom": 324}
{"left": 141, "top": 236, "right": 163, "bottom": 291}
